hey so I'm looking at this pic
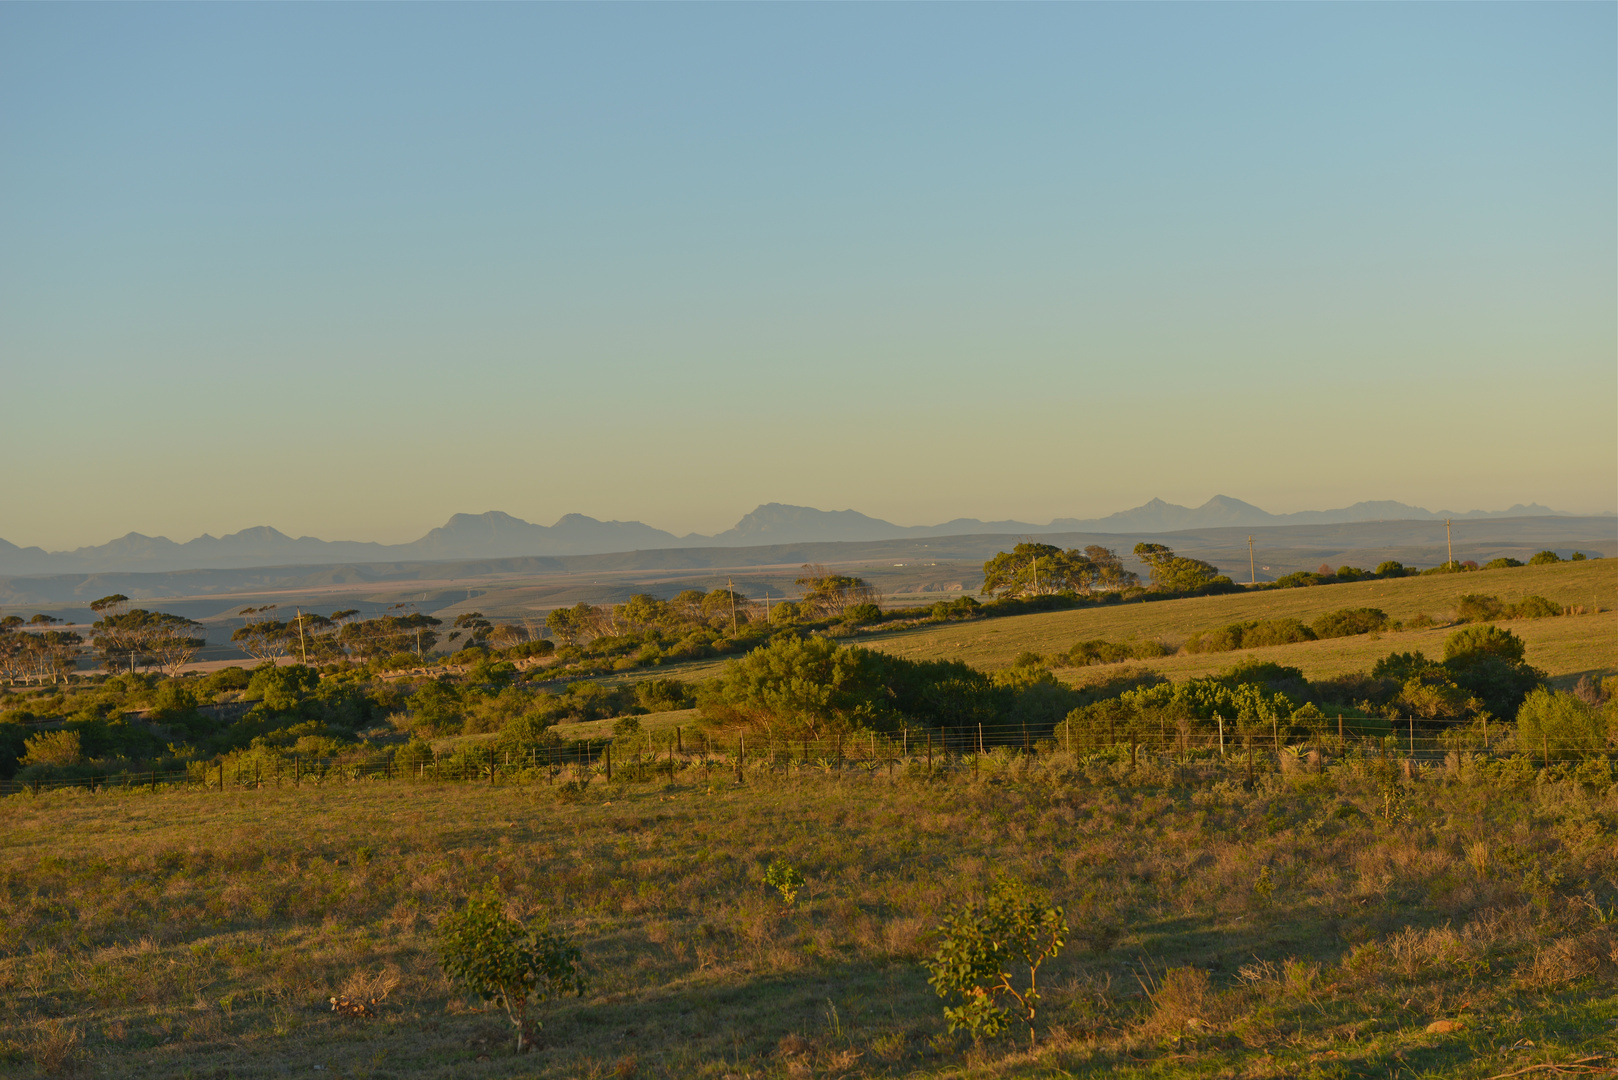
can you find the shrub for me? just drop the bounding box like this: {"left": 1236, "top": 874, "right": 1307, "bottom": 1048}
{"left": 148, "top": 680, "right": 200, "bottom": 722}
{"left": 247, "top": 664, "right": 320, "bottom": 710}
{"left": 1444, "top": 625, "right": 1526, "bottom": 665}
{"left": 21, "top": 730, "right": 81, "bottom": 767}
{"left": 1446, "top": 652, "right": 1544, "bottom": 722}
{"left": 634, "top": 678, "right": 692, "bottom": 712}
{"left": 842, "top": 603, "right": 882, "bottom": 625}
{"left": 611, "top": 715, "right": 643, "bottom": 740}
{"left": 1335, "top": 566, "right": 1369, "bottom": 581}
{"left": 1509, "top": 595, "right": 1562, "bottom": 619}
{"left": 505, "top": 639, "right": 555, "bottom": 661}
{"left": 1516, "top": 689, "right": 1606, "bottom": 756}
{"left": 764, "top": 859, "right": 805, "bottom": 905}
{"left": 1372, "top": 651, "right": 1436, "bottom": 682}
{"left": 1571, "top": 552, "right": 1588, "bottom": 561}
{"left": 1069, "top": 640, "right": 1130, "bottom": 666}
{"left": 496, "top": 713, "right": 557, "bottom": 755}
{"left": 1185, "top": 619, "right": 1314, "bottom": 653}
{"left": 1484, "top": 557, "right": 1524, "bottom": 569}
{"left": 438, "top": 885, "right": 585, "bottom": 1053}
{"left": 1273, "top": 571, "right": 1328, "bottom": 589}
{"left": 1312, "top": 608, "right": 1389, "bottom": 639}
{"left": 925, "top": 878, "right": 1068, "bottom": 1044}
{"left": 1375, "top": 561, "right": 1410, "bottom": 577}
{"left": 1454, "top": 594, "right": 1505, "bottom": 623}
{"left": 1529, "top": 551, "right": 1562, "bottom": 565}
{"left": 199, "top": 666, "right": 251, "bottom": 695}
{"left": 1242, "top": 618, "right": 1316, "bottom": 648}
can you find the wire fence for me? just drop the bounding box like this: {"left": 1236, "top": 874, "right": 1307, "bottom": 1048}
{"left": 0, "top": 717, "right": 1600, "bottom": 798}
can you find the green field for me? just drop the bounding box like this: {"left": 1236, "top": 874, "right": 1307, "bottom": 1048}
{"left": 5, "top": 755, "right": 1618, "bottom": 1078}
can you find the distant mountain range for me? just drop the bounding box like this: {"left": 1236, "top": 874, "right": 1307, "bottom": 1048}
{"left": 0, "top": 496, "right": 1583, "bottom": 576}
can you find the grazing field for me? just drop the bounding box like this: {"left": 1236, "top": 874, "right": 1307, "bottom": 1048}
{"left": 4, "top": 757, "right": 1618, "bottom": 1079}
{"left": 862, "top": 560, "right": 1617, "bottom": 682}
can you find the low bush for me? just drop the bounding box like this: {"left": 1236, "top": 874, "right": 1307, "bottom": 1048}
{"left": 1184, "top": 618, "right": 1315, "bottom": 654}
{"left": 1517, "top": 688, "right": 1608, "bottom": 756}
{"left": 1311, "top": 608, "right": 1389, "bottom": 639}
{"left": 1509, "top": 595, "right": 1563, "bottom": 619}
{"left": 1455, "top": 594, "right": 1505, "bottom": 622}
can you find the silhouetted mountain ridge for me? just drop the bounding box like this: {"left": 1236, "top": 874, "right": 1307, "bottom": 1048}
{"left": 0, "top": 497, "right": 1584, "bottom": 575}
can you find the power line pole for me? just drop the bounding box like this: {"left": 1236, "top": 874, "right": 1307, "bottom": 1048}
{"left": 1445, "top": 519, "right": 1453, "bottom": 567}
{"left": 1247, "top": 535, "right": 1255, "bottom": 585}
{"left": 295, "top": 607, "right": 308, "bottom": 663}
{"left": 727, "top": 577, "right": 738, "bottom": 635}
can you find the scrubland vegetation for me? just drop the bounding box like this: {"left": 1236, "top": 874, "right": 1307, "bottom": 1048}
{"left": 0, "top": 553, "right": 1612, "bottom": 1076}
{"left": 7, "top": 737, "right": 1618, "bottom": 1077}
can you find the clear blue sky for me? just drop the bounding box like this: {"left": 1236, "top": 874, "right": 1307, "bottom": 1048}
{"left": 2, "top": 3, "right": 1613, "bottom": 549}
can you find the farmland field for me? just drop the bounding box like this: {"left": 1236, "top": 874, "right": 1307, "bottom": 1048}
{"left": 584, "top": 560, "right": 1618, "bottom": 694}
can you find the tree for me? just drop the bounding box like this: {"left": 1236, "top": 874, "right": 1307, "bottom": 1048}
{"left": 925, "top": 878, "right": 1068, "bottom": 1045}
{"left": 1084, "top": 546, "right": 1139, "bottom": 590}
{"left": 545, "top": 603, "right": 600, "bottom": 646}
{"left": 144, "top": 613, "right": 208, "bottom": 675}
{"left": 795, "top": 565, "right": 877, "bottom": 619}
{"left": 979, "top": 543, "right": 1121, "bottom": 599}
{"left": 1528, "top": 550, "right": 1562, "bottom": 565}
{"left": 91, "top": 608, "right": 204, "bottom": 674}
{"left": 438, "top": 885, "right": 585, "bottom": 1053}
{"left": 232, "top": 606, "right": 290, "bottom": 660}
{"left": 337, "top": 613, "right": 442, "bottom": 661}
{"left": 1133, "top": 544, "right": 1225, "bottom": 592}
{"left": 89, "top": 594, "right": 129, "bottom": 618}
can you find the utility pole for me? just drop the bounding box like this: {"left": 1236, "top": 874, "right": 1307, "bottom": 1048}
{"left": 727, "top": 577, "right": 738, "bottom": 635}
{"left": 1445, "top": 519, "right": 1453, "bottom": 568}
{"left": 295, "top": 607, "right": 308, "bottom": 663}
{"left": 1031, "top": 557, "right": 1039, "bottom": 596}
{"left": 1247, "top": 535, "right": 1256, "bottom": 585}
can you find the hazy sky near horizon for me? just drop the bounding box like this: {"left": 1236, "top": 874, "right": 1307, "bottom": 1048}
{"left": 2, "top": 4, "right": 1614, "bottom": 550}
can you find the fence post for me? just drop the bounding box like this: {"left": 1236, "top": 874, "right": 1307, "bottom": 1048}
{"left": 489, "top": 745, "right": 496, "bottom": 785}
{"left": 1408, "top": 716, "right": 1414, "bottom": 758}
{"left": 927, "top": 731, "right": 933, "bottom": 774}
{"left": 219, "top": 762, "right": 224, "bottom": 792}
{"left": 677, "top": 726, "right": 682, "bottom": 754}
{"left": 294, "top": 755, "right": 300, "bottom": 786}
{"left": 1217, "top": 715, "right": 1224, "bottom": 759}
{"left": 605, "top": 743, "right": 612, "bottom": 782}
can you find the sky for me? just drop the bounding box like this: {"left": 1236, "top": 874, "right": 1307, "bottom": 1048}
{"left": 2, "top": 4, "right": 1613, "bottom": 550}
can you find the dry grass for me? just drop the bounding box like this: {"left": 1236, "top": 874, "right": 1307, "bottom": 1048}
{"left": 3, "top": 749, "right": 1618, "bottom": 1077}
{"left": 859, "top": 559, "right": 1617, "bottom": 683}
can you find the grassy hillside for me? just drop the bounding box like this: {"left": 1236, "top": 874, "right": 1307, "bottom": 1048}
{"left": 3, "top": 759, "right": 1616, "bottom": 1078}
{"left": 861, "top": 559, "right": 1616, "bottom": 685}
